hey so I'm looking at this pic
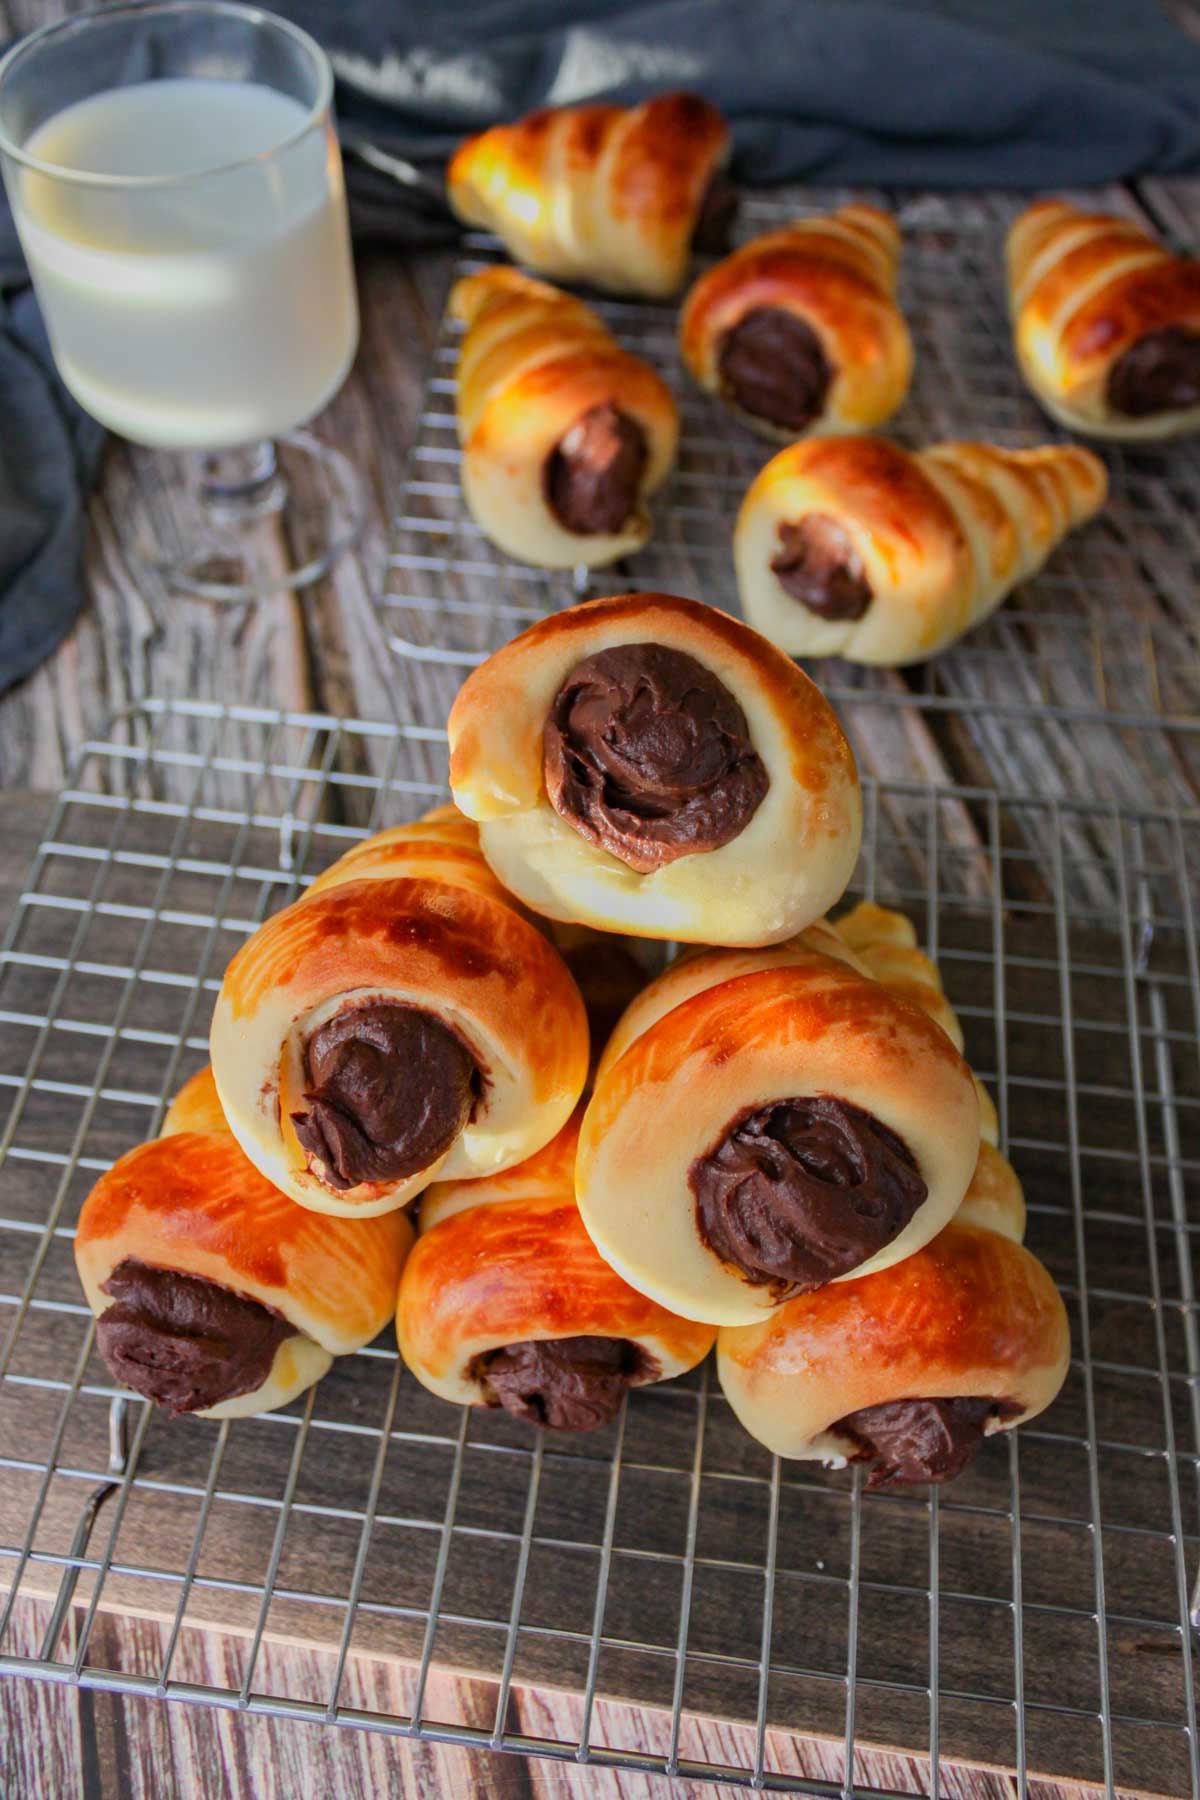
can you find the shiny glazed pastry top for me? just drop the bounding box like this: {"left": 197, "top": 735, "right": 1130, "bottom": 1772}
{"left": 75, "top": 1069, "right": 412, "bottom": 1420}
{"left": 450, "top": 267, "right": 678, "bottom": 569}
{"left": 578, "top": 928, "right": 980, "bottom": 1325}
{"left": 396, "top": 1109, "right": 715, "bottom": 1431}
{"left": 735, "top": 434, "right": 1107, "bottom": 666}
{"left": 447, "top": 592, "right": 862, "bottom": 945}
{"left": 448, "top": 92, "right": 732, "bottom": 298}
{"left": 680, "top": 206, "right": 913, "bottom": 440}
{"left": 1008, "top": 199, "right": 1200, "bottom": 439}
{"left": 209, "top": 805, "right": 589, "bottom": 1218}
{"left": 717, "top": 1140, "right": 1070, "bottom": 1483}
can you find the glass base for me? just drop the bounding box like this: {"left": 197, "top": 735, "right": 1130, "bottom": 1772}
{"left": 134, "top": 431, "right": 364, "bottom": 603}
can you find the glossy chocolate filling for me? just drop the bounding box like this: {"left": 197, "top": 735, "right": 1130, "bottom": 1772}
{"left": 836, "top": 1395, "right": 1021, "bottom": 1489}
{"left": 771, "top": 514, "right": 872, "bottom": 621}
{"left": 544, "top": 403, "right": 648, "bottom": 535}
{"left": 718, "top": 307, "right": 832, "bottom": 431}
{"left": 543, "top": 642, "right": 769, "bottom": 873}
{"left": 97, "top": 1258, "right": 295, "bottom": 1417}
{"left": 475, "top": 1335, "right": 657, "bottom": 1432}
{"left": 692, "top": 171, "right": 739, "bottom": 254}
{"left": 292, "top": 1001, "right": 479, "bottom": 1191}
{"left": 1107, "top": 325, "right": 1200, "bottom": 417}
{"left": 691, "top": 1096, "right": 927, "bottom": 1294}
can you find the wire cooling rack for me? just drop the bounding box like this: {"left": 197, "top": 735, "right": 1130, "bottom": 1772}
{"left": 375, "top": 189, "right": 1200, "bottom": 813}
{"left": 1, "top": 700, "right": 1199, "bottom": 1797}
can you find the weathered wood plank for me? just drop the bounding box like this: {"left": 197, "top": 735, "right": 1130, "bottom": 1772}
{"left": 0, "top": 1592, "right": 1147, "bottom": 1800}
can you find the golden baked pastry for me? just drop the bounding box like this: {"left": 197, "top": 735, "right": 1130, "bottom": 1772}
{"left": 1008, "top": 199, "right": 1200, "bottom": 439}
{"left": 717, "top": 1147, "right": 1068, "bottom": 1484}
{"left": 735, "top": 435, "right": 1107, "bottom": 665}
{"left": 680, "top": 206, "right": 912, "bottom": 439}
{"left": 448, "top": 93, "right": 731, "bottom": 298}
{"left": 397, "top": 1110, "right": 715, "bottom": 1429}
{"left": 209, "top": 806, "right": 589, "bottom": 1218}
{"left": 448, "top": 592, "right": 862, "bottom": 946}
{"left": 76, "top": 1069, "right": 412, "bottom": 1419}
{"left": 578, "top": 932, "right": 980, "bottom": 1326}
{"left": 451, "top": 267, "right": 678, "bottom": 568}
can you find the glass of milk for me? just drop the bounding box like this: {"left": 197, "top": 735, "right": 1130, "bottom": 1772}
{"left": 0, "top": 2, "right": 362, "bottom": 600}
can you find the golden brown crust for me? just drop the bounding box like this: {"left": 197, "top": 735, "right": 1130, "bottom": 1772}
{"left": 398, "top": 1111, "right": 715, "bottom": 1406}
{"left": 1007, "top": 199, "right": 1200, "bottom": 439}
{"left": 448, "top": 592, "right": 861, "bottom": 946}
{"left": 735, "top": 435, "right": 1106, "bottom": 665}
{"left": 448, "top": 93, "right": 729, "bottom": 298}
{"left": 162, "top": 1066, "right": 229, "bottom": 1138}
{"left": 594, "top": 920, "right": 864, "bottom": 1083}
{"left": 578, "top": 947, "right": 980, "bottom": 1324}
{"left": 832, "top": 900, "right": 998, "bottom": 1143}
{"left": 75, "top": 1102, "right": 412, "bottom": 1359}
{"left": 957, "top": 1140, "right": 1026, "bottom": 1241}
{"left": 449, "top": 269, "right": 679, "bottom": 569}
{"left": 717, "top": 1218, "right": 1069, "bottom": 1462}
{"left": 209, "top": 806, "right": 589, "bottom": 1217}
{"left": 679, "top": 207, "right": 912, "bottom": 438}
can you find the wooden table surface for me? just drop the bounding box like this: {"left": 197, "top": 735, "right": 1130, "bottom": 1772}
{"left": 5, "top": 2, "right": 1200, "bottom": 1796}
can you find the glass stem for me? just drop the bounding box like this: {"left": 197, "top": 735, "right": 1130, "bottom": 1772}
{"left": 196, "top": 438, "right": 286, "bottom": 524}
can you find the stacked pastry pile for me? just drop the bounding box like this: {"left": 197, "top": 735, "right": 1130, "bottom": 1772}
{"left": 76, "top": 594, "right": 1069, "bottom": 1490}
{"left": 444, "top": 91, "right": 1200, "bottom": 668}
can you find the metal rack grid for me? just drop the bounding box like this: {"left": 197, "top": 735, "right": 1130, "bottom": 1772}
{"left": 376, "top": 189, "right": 1200, "bottom": 811}
{"left": 1, "top": 700, "right": 1199, "bottom": 1797}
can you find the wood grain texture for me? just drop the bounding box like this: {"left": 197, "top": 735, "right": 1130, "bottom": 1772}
{"left": 1, "top": 1592, "right": 1147, "bottom": 1800}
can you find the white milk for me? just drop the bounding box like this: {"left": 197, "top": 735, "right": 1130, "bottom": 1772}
{"left": 12, "top": 78, "right": 358, "bottom": 448}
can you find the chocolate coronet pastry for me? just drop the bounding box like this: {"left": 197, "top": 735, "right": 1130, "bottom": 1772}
{"left": 1007, "top": 200, "right": 1200, "bottom": 440}
{"left": 97, "top": 1258, "right": 295, "bottom": 1418}
{"left": 544, "top": 403, "right": 648, "bottom": 536}
{"left": 395, "top": 1146, "right": 718, "bottom": 1420}
{"left": 543, "top": 641, "right": 769, "bottom": 873}
{"left": 835, "top": 1395, "right": 1022, "bottom": 1489}
{"left": 770, "top": 514, "right": 872, "bottom": 621}
{"left": 718, "top": 307, "right": 833, "bottom": 433}
{"left": 1107, "top": 325, "right": 1200, "bottom": 418}
{"left": 679, "top": 207, "right": 912, "bottom": 444}
{"left": 475, "top": 1334, "right": 657, "bottom": 1432}
{"left": 690, "top": 1094, "right": 928, "bottom": 1296}
{"left": 292, "top": 1000, "right": 480, "bottom": 1192}
{"left": 735, "top": 435, "right": 1107, "bottom": 665}
{"left": 448, "top": 94, "right": 730, "bottom": 299}
{"left": 449, "top": 590, "right": 863, "bottom": 947}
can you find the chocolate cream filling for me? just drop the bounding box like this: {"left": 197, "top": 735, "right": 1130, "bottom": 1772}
{"left": 692, "top": 171, "right": 739, "bottom": 255}
{"left": 292, "top": 1001, "right": 479, "bottom": 1191}
{"left": 96, "top": 1258, "right": 295, "bottom": 1417}
{"left": 835, "top": 1396, "right": 1022, "bottom": 1489}
{"left": 1107, "top": 325, "right": 1200, "bottom": 417}
{"left": 771, "top": 514, "right": 873, "bottom": 621}
{"left": 690, "top": 1095, "right": 927, "bottom": 1295}
{"left": 543, "top": 643, "right": 769, "bottom": 872}
{"left": 718, "top": 307, "right": 833, "bottom": 432}
{"left": 544, "top": 403, "right": 648, "bottom": 535}
{"left": 475, "top": 1335, "right": 657, "bottom": 1432}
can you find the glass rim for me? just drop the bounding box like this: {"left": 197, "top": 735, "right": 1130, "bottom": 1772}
{"left": 0, "top": 0, "right": 334, "bottom": 187}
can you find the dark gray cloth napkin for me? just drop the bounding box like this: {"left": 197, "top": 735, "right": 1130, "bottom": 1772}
{"left": 291, "top": 0, "right": 1200, "bottom": 213}
{"left": 5, "top": 0, "right": 1200, "bottom": 693}
{"left": 1, "top": 206, "right": 104, "bottom": 695}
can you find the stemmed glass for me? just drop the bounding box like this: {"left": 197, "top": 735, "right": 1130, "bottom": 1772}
{"left": 0, "top": 1, "right": 363, "bottom": 602}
